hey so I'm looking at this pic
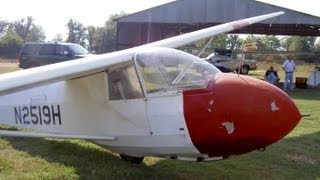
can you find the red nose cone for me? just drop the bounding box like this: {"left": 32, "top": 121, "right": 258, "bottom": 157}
{"left": 183, "top": 73, "right": 301, "bottom": 157}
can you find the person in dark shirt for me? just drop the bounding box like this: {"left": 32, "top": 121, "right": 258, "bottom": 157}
{"left": 264, "top": 66, "right": 279, "bottom": 84}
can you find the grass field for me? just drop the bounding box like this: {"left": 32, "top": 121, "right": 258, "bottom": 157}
{"left": 0, "top": 66, "right": 20, "bottom": 74}
{"left": 0, "top": 63, "right": 319, "bottom": 179}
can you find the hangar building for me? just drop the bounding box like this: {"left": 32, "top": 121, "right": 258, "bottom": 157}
{"left": 115, "top": 0, "right": 320, "bottom": 50}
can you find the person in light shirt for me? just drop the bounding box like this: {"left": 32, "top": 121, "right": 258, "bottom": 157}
{"left": 282, "top": 56, "right": 296, "bottom": 91}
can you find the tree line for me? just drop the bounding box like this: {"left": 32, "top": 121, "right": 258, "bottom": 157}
{"left": 1, "top": 13, "right": 320, "bottom": 61}
{"left": 0, "top": 17, "right": 45, "bottom": 58}
{"left": 195, "top": 34, "right": 320, "bottom": 53}
{"left": 0, "top": 13, "right": 124, "bottom": 59}
{"left": 63, "top": 13, "right": 124, "bottom": 54}
{"left": 194, "top": 34, "right": 320, "bottom": 62}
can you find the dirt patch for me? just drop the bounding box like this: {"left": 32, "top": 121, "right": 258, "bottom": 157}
{"left": 0, "top": 62, "right": 19, "bottom": 67}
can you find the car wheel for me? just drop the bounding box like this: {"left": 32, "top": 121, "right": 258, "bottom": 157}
{"left": 120, "top": 154, "right": 144, "bottom": 164}
{"left": 239, "top": 65, "right": 249, "bottom": 75}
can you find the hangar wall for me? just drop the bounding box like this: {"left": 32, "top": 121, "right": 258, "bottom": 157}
{"left": 116, "top": 0, "right": 320, "bottom": 50}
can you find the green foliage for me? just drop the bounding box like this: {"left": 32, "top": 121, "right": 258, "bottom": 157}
{"left": 228, "top": 34, "right": 243, "bottom": 50}
{"left": 211, "top": 33, "right": 228, "bottom": 49}
{"left": 88, "top": 12, "right": 126, "bottom": 54}
{"left": 244, "top": 35, "right": 267, "bottom": 50}
{"left": 87, "top": 26, "right": 95, "bottom": 52}
{"left": 195, "top": 34, "right": 243, "bottom": 51}
{"left": 194, "top": 38, "right": 208, "bottom": 49}
{"left": 11, "top": 16, "right": 34, "bottom": 40}
{"left": 283, "top": 36, "right": 316, "bottom": 52}
{"left": 25, "top": 25, "right": 46, "bottom": 42}
{"left": 9, "top": 16, "right": 45, "bottom": 42}
{"left": 0, "top": 32, "right": 23, "bottom": 58}
{"left": 0, "top": 20, "right": 9, "bottom": 37}
{"left": 7, "top": 16, "right": 46, "bottom": 42}
{"left": 262, "top": 35, "right": 281, "bottom": 50}
{"left": 0, "top": 16, "right": 46, "bottom": 58}
{"left": 66, "top": 19, "right": 87, "bottom": 47}
{"left": 194, "top": 34, "right": 243, "bottom": 56}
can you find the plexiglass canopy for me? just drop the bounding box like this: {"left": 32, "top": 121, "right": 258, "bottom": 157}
{"left": 135, "top": 47, "right": 220, "bottom": 93}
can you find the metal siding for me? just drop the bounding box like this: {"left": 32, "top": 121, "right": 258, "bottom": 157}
{"left": 117, "top": 23, "right": 143, "bottom": 48}
{"left": 118, "top": 0, "right": 320, "bottom": 24}
{"left": 116, "top": 0, "right": 320, "bottom": 49}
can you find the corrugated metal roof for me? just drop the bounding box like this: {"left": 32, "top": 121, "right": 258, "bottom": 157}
{"left": 117, "top": 0, "right": 320, "bottom": 25}
{"left": 116, "top": 0, "right": 320, "bottom": 50}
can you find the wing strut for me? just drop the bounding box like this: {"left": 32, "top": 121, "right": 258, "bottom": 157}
{"left": 197, "top": 37, "right": 214, "bottom": 57}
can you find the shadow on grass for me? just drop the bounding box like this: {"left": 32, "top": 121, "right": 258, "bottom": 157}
{"left": 4, "top": 137, "right": 175, "bottom": 179}
{"left": 287, "top": 88, "right": 320, "bottom": 100}
{"left": 4, "top": 131, "right": 320, "bottom": 179}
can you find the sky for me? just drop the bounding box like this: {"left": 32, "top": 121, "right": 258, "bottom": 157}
{"left": 0, "top": 0, "right": 319, "bottom": 40}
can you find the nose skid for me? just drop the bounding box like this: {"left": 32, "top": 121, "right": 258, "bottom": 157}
{"left": 183, "top": 73, "right": 301, "bottom": 157}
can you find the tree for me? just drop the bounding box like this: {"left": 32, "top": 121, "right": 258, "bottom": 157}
{"left": 25, "top": 25, "right": 46, "bottom": 42}
{"left": 211, "top": 34, "right": 228, "bottom": 49}
{"left": 88, "top": 12, "right": 126, "bottom": 54}
{"left": 261, "top": 35, "right": 281, "bottom": 51}
{"left": 244, "top": 35, "right": 267, "bottom": 51}
{"left": 283, "top": 36, "right": 316, "bottom": 52}
{"left": 12, "top": 16, "right": 34, "bottom": 41}
{"left": 4, "top": 16, "right": 46, "bottom": 42}
{"left": 0, "top": 32, "right": 24, "bottom": 58}
{"left": 0, "top": 20, "right": 9, "bottom": 37}
{"left": 91, "top": 27, "right": 108, "bottom": 54}
{"left": 66, "top": 19, "right": 87, "bottom": 46}
{"left": 194, "top": 34, "right": 228, "bottom": 50}
{"left": 227, "top": 35, "right": 243, "bottom": 50}
{"left": 87, "top": 26, "right": 96, "bottom": 52}
{"left": 51, "top": 34, "right": 64, "bottom": 42}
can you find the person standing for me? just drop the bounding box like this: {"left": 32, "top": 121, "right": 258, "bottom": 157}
{"left": 282, "top": 56, "right": 296, "bottom": 91}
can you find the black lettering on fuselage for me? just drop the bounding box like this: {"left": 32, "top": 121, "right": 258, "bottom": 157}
{"left": 13, "top": 105, "right": 62, "bottom": 126}
{"left": 22, "top": 106, "right": 30, "bottom": 124}
{"left": 38, "top": 106, "right": 42, "bottom": 125}
{"left": 51, "top": 105, "right": 61, "bottom": 125}
{"left": 30, "top": 106, "right": 38, "bottom": 124}
{"left": 14, "top": 107, "right": 22, "bottom": 124}
{"left": 42, "top": 105, "right": 51, "bottom": 125}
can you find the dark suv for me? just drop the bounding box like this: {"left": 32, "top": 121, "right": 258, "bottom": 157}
{"left": 18, "top": 42, "right": 91, "bottom": 69}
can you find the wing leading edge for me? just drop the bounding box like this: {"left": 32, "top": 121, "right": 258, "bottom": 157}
{"left": 0, "top": 12, "right": 284, "bottom": 95}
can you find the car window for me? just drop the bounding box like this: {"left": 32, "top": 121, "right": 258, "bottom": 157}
{"left": 57, "top": 45, "right": 69, "bottom": 55}
{"left": 67, "top": 44, "right": 89, "bottom": 55}
{"left": 39, "top": 44, "right": 57, "bottom": 55}
{"left": 21, "top": 44, "right": 42, "bottom": 55}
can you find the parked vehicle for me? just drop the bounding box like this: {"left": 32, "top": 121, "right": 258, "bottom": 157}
{"left": 18, "top": 42, "right": 91, "bottom": 69}
{"left": 203, "top": 51, "right": 257, "bottom": 74}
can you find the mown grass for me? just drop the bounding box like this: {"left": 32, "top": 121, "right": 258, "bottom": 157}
{"left": 0, "top": 67, "right": 20, "bottom": 74}
{"left": 249, "top": 61, "right": 316, "bottom": 81}
{"left": 0, "top": 63, "right": 319, "bottom": 179}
